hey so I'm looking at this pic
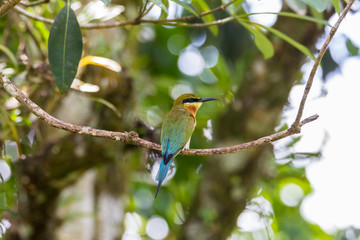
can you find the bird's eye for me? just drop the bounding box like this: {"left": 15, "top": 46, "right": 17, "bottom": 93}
{"left": 182, "top": 97, "right": 200, "bottom": 104}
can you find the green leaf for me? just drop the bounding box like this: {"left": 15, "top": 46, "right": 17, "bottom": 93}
{"left": 150, "top": 0, "right": 168, "bottom": 13}
{"left": 331, "top": 0, "right": 341, "bottom": 15}
{"left": 159, "top": 0, "right": 169, "bottom": 19}
{"left": 171, "top": 0, "right": 199, "bottom": 17}
{"left": 277, "top": 123, "right": 289, "bottom": 132}
{"left": 225, "top": 0, "right": 246, "bottom": 15}
{"left": 274, "top": 12, "right": 330, "bottom": 26}
{"left": 346, "top": 39, "right": 359, "bottom": 56}
{"left": 48, "top": 3, "right": 83, "bottom": 93}
{"left": 90, "top": 97, "right": 122, "bottom": 118}
{"left": 321, "top": 49, "right": 338, "bottom": 79}
{"left": 101, "top": 0, "right": 111, "bottom": 6}
{"left": 0, "top": 192, "right": 6, "bottom": 210}
{"left": 192, "top": 0, "right": 218, "bottom": 35}
{"left": 301, "top": 0, "right": 327, "bottom": 12}
{"left": 286, "top": 136, "right": 302, "bottom": 148}
{"left": 309, "top": 6, "right": 324, "bottom": 26}
{"left": 257, "top": 23, "right": 316, "bottom": 61}
{"left": 285, "top": 0, "right": 307, "bottom": 14}
{"left": 239, "top": 21, "right": 274, "bottom": 59}
{"left": 242, "top": 12, "right": 329, "bottom": 26}
{"left": 0, "top": 44, "right": 18, "bottom": 70}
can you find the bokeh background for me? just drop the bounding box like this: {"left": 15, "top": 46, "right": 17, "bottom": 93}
{"left": 1, "top": 0, "right": 360, "bottom": 239}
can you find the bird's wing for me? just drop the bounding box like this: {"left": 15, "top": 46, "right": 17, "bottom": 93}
{"left": 161, "top": 110, "right": 195, "bottom": 164}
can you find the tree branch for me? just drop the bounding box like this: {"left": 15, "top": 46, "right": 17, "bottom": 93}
{"left": 291, "top": 0, "right": 355, "bottom": 130}
{"left": 13, "top": 0, "right": 238, "bottom": 29}
{"left": 19, "top": 0, "right": 49, "bottom": 7}
{"left": 0, "top": 0, "right": 20, "bottom": 16}
{"left": 2, "top": 0, "right": 354, "bottom": 156}
{"left": 0, "top": 74, "right": 317, "bottom": 156}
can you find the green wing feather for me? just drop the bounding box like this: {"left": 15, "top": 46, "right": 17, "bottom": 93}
{"left": 161, "top": 108, "right": 195, "bottom": 160}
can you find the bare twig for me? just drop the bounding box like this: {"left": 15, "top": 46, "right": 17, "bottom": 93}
{"left": 2, "top": 0, "right": 355, "bottom": 156}
{"left": 291, "top": 0, "right": 355, "bottom": 130}
{"left": 138, "top": 0, "right": 150, "bottom": 19}
{"left": 13, "top": 0, "right": 238, "bottom": 29}
{"left": 14, "top": 5, "right": 53, "bottom": 23}
{"left": 155, "top": 16, "right": 236, "bottom": 28}
{"left": 140, "top": 3, "right": 155, "bottom": 19}
{"left": 19, "top": 0, "right": 49, "bottom": 7}
{"left": 0, "top": 74, "right": 317, "bottom": 156}
{"left": 0, "top": 0, "right": 20, "bottom": 16}
{"left": 182, "top": 115, "right": 319, "bottom": 156}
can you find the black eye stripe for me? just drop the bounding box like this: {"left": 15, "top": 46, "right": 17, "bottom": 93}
{"left": 182, "top": 98, "right": 200, "bottom": 103}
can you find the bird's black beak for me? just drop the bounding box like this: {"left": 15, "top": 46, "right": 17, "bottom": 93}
{"left": 199, "top": 98, "right": 220, "bottom": 102}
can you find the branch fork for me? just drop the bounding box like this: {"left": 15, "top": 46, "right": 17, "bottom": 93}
{"left": 1, "top": 73, "right": 316, "bottom": 156}
{"left": 0, "top": 0, "right": 355, "bottom": 156}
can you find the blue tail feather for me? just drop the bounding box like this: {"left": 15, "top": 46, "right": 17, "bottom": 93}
{"left": 154, "top": 158, "right": 173, "bottom": 199}
{"left": 155, "top": 180, "right": 162, "bottom": 199}
{"left": 155, "top": 138, "right": 175, "bottom": 199}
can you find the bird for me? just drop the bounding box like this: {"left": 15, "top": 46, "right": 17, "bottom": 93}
{"left": 154, "top": 93, "right": 219, "bottom": 198}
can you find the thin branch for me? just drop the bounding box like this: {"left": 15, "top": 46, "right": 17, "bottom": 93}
{"left": 24, "top": 19, "right": 46, "bottom": 60}
{"left": 14, "top": 5, "right": 53, "bottom": 24}
{"left": 0, "top": 74, "right": 317, "bottom": 156}
{"left": 0, "top": 74, "right": 160, "bottom": 150}
{"left": 19, "top": 0, "right": 49, "bottom": 7}
{"left": 0, "top": 0, "right": 21, "bottom": 16}
{"left": 155, "top": 16, "right": 236, "bottom": 28}
{"left": 138, "top": 0, "right": 151, "bottom": 19}
{"left": 13, "top": 0, "right": 238, "bottom": 29}
{"left": 291, "top": 0, "right": 355, "bottom": 130}
{"left": 2, "top": 0, "right": 354, "bottom": 156}
{"left": 182, "top": 115, "right": 318, "bottom": 156}
{"left": 13, "top": 7, "right": 236, "bottom": 29}
{"left": 140, "top": 3, "right": 154, "bottom": 19}
{"left": 163, "top": 0, "right": 237, "bottom": 23}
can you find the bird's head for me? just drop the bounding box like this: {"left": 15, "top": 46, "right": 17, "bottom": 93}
{"left": 173, "top": 93, "right": 219, "bottom": 116}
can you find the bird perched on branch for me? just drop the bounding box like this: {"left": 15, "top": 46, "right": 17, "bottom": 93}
{"left": 155, "top": 93, "right": 219, "bottom": 198}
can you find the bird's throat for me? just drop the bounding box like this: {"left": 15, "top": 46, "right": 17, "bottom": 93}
{"left": 184, "top": 103, "right": 201, "bottom": 117}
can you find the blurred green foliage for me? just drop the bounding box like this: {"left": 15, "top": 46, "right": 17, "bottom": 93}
{"left": 0, "top": 0, "right": 356, "bottom": 239}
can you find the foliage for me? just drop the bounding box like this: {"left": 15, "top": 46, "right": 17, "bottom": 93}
{"left": 48, "top": 2, "right": 83, "bottom": 93}
{"left": 0, "top": 0, "right": 354, "bottom": 239}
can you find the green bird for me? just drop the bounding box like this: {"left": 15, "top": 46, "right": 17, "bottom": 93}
{"left": 155, "top": 93, "right": 219, "bottom": 198}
